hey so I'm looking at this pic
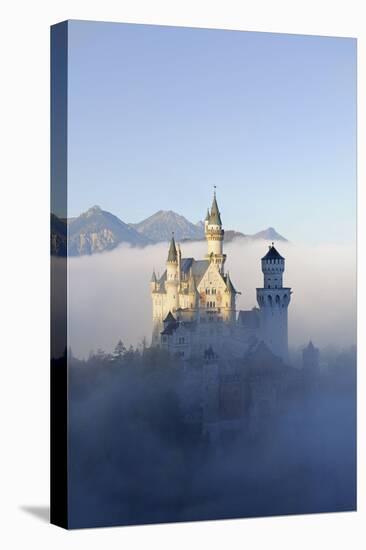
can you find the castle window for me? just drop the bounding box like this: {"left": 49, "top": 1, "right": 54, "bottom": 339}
{"left": 178, "top": 337, "right": 185, "bottom": 344}
{"left": 275, "top": 295, "right": 280, "bottom": 304}
{"left": 268, "top": 295, "right": 273, "bottom": 306}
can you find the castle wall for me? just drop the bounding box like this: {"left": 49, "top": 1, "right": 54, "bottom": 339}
{"left": 256, "top": 289, "right": 290, "bottom": 361}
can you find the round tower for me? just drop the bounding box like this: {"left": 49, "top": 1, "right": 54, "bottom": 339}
{"left": 256, "top": 244, "right": 291, "bottom": 362}
{"left": 165, "top": 235, "right": 179, "bottom": 312}
{"left": 205, "top": 188, "right": 226, "bottom": 273}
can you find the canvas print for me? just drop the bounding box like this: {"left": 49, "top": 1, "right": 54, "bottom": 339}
{"left": 51, "top": 20, "right": 356, "bottom": 529}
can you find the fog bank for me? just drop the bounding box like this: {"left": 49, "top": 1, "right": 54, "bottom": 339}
{"left": 68, "top": 240, "right": 356, "bottom": 358}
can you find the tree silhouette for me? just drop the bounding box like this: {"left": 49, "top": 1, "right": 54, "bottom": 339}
{"left": 112, "top": 339, "right": 127, "bottom": 362}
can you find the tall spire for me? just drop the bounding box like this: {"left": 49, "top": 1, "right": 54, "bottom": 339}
{"left": 209, "top": 186, "right": 222, "bottom": 225}
{"left": 167, "top": 233, "right": 177, "bottom": 262}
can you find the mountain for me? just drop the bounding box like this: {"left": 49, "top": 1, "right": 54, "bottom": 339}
{"left": 250, "top": 227, "right": 287, "bottom": 242}
{"left": 130, "top": 210, "right": 204, "bottom": 243}
{"left": 67, "top": 206, "right": 150, "bottom": 255}
{"left": 51, "top": 206, "right": 288, "bottom": 256}
{"left": 224, "top": 230, "right": 247, "bottom": 242}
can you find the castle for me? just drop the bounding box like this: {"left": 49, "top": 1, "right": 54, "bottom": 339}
{"left": 150, "top": 191, "right": 292, "bottom": 362}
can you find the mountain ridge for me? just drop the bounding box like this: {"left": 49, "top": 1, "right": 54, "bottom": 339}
{"left": 51, "top": 206, "right": 288, "bottom": 256}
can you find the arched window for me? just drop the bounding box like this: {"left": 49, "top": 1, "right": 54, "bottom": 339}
{"left": 268, "top": 295, "right": 273, "bottom": 306}
{"left": 275, "top": 295, "right": 280, "bottom": 304}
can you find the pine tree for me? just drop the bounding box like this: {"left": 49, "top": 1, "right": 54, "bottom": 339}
{"left": 112, "top": 339, "right": 127, "bottom": 362}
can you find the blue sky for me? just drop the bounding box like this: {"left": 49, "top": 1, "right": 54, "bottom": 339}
{"left": 68, "top": 21, "right": 356, "bottom": 243}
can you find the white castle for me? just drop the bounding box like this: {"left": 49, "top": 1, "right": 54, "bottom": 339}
{"left": 150, "top": 191, "right": 291, "bottom": 362}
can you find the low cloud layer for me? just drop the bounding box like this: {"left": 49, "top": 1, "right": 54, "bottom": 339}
{"left": 68, "top": 240, "right": 356, "bottom": 358}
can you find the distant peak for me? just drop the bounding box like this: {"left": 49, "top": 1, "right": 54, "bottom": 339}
{"left": 85, "top": 205, "right": 102, "bottom": 216}
{"left": 152, "top": 209, "right": 180, "bottom": 218}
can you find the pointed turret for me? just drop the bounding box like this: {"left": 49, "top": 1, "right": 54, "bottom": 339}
{"left": 209, "top": 189, "right": 222, "bottom": 226}
{"left": 166, "top": 234, "right": 179, "bottom": 311}
{"left": 262, "top": 243, "right": 284, "bottom": 262}
{"left": 167, "top": 234, "right": 177, "bottom": 262}
{"left": 150, "top": 269, "right": 158, "bottom": 292}
{"left": 226, "top": 272, "right": 237, "bottom": 294}
{"left": 302, "top": 340, "right": 320, "bottom": 372}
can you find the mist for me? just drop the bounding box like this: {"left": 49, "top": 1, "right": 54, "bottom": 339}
{"left": 68, "top": 239, "right": 356, "bottom": 358}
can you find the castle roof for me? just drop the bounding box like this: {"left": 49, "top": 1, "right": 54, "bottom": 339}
{"left": 167, "top": 235, "right": 177, "bottom": 262}
{"left": 188, "top": 270, "right": 198, "bottom": 293}
{"left": 150, "top": 270, "right": 157, "bottom": 283}
{"left": 156, "top": 258, "right": 209, "bottom": 293}
{"left": 262, "top": 244, "right": 284, "bottom": 261}
{"left": 161, "top": 318, "right": 194, "bottom": 336}
{"left": 163, "top": 311, "right": 176, "bottom": 324}
{"left": 245, "top": 341, "right": 285, "bottom": 371}
{"left": 208, "top": 191, "right": 222, "bottom": 226}
{"left": 225, "top": 272, "right": 238, "bottom": 294}
{"left": 180, "top": 258, "right": 210, "bottom": 285}
{"left": 238, "top": 309, "right": 260, "bottom": 329}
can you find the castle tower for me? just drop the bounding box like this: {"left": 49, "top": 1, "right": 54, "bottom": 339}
{"left": 256, "top": 244, "right": 291, "bottom": 361}
{"left": 165, "top": 235, "right": 179, "bottom": 312}
{"left": 150, "top": 269, "right": 162, "bottom": 346}
{"left": 205, "top": 188, "right": 226, "bottom": 273}
{"left": 223, "top": 271, "right": 237, "bottom": 322}
{"left": 302, "top": 341, "right": 320, "bottom": 373}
